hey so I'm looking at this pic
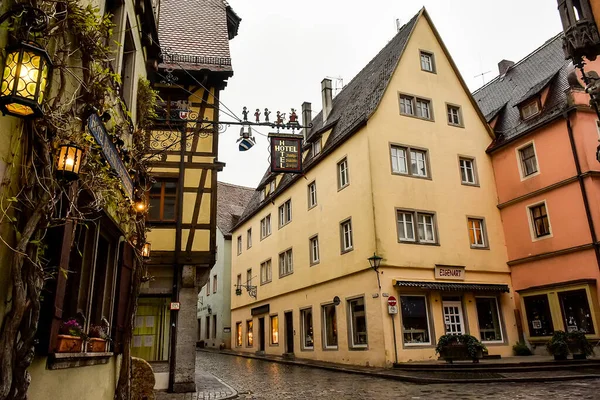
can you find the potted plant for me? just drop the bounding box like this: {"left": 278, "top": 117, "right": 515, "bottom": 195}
{"left": 435, "top": 334, "right": 486, "bottom": 363}
{"left": 546, "top": 331, "right": 570, "bottom": 360}
{"left": 235, "top": 288, "right": 242, "bottom": 296}
{"left": 512, "top": 341, "right": 533, "bottom": 356}
{"left": 87, "top": 324, "right": 109, "bottom": 352}
{"left": 57, "top": 319, "right": 84, "bottom": 353}
{"left": 567, "top": 330, "right": 594, "bottom": 360}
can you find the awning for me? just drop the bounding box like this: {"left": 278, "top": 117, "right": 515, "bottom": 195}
{"left": 394, "top": 281, "right": 510, "bottom": 293}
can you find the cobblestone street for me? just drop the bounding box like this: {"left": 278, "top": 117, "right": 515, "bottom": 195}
{"left": 197, "top": 351, "right": 600, "bottom": 399}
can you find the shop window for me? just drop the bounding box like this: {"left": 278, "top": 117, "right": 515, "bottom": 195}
{"left": 475, "top": 297, "right": 503, "bottom": 342}
{"left": 270, "top": 315, "right": 279, "bottom": 345}
{"left": 246, "top": 320, "right": 253, "bottom": 347}
{"left": 348, "top": 297, "right": 368, "bottom": 348}
{"left": 148, "top": 179, "right": 177, "bottom": 222}
{"left": 236, "top": 322, "right": 242, "bottom": 347}
{"left": 559, "top": 289, "right": 595, "bottom": 334}
{"left": 322, "top": 304, "right": 338, "bottom": 349}
{"left": 524, "top": 294, "right": 554, "bottom": 337}
{"left": 301, "top": 308, "right": 314, "bottom": 350}
{"left": 400, "top": 296, "right": 431, "bottom": 345}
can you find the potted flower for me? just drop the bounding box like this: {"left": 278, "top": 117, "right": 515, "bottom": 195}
{"left": 546, "top": 331, "right": 570, "bottom": 360}
{"left": 235, "top": 288, "right": 242, "bottom": 296}
{"left": 435, "top": 334, "right": 486, "bottom": 363}
{"left": 87, "top": 324, "right": 109, "bottom": 352}
{"left": 57, "top": 319, "right": 84, "bottom": 353}
{"left": 567, "top": 330, "right": 594, "bottom": 360}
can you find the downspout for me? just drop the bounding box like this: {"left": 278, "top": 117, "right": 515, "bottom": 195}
{"left": 564, "top": 111, "right": 600, "bottom": 268}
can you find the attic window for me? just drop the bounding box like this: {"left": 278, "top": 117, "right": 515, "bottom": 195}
{"left": 313, "top": 137, "right": 321, "bottom": 156}
{"left": 259, "top": 190, "right": 265, "bottom": 202}
{"left": 420, "top": 51, "right": 435, "bottom": 73}
{"left": 270, "top": 180, "right": 276, "bottom": 193}
{"left": 520, "top": 98, "right": 541, "bottom": 120}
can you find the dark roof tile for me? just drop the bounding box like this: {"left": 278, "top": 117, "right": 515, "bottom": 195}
{"left": 217, "top": 182, "right": 255, "bottom": 237}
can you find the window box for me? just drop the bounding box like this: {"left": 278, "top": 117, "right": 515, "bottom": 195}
{"left": 56, "top": 335, "right": 83, "bottom": 353}
{"left": 87, "top": 338, "right": 108, "bottom": 353}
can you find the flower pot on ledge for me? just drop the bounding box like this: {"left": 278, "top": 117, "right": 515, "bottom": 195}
{"left": 87, "top": 338, "right": 107, "bottom": 352}
{"left": 56, "top": 334, "right": 83, "bottom": 353}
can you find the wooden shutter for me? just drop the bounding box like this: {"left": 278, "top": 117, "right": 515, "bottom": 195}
{"left": 113, "top": 242, "right": 134, "bottom": 353}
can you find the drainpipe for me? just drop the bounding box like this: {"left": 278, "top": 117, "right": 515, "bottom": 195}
{"left": 564, "top": 111, "right": 600, "bottom": 268}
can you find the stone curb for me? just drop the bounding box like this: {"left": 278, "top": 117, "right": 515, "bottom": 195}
{"left": 212, "top": 375, "right": 238, "bottom": 400}
{"left": 201, "top": 349, "right": 600, "bottom": 385}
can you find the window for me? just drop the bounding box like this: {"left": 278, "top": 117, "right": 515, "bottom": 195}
{"left": 279, "top": 249, "right": 293, "bottom": 277}
{"left": 399, "top": 95, "right": 414, "bottom": 115}
{"left": 529, "top": 203, "right": 551, "bottom": 238}
{"left": 278, "top": 199, "right": 292, "bottom": 227}
{"left": 416, "top": 99, "right": 431, "bottom": 119}
{"left": 309, "top": 236, "right": 320, "bottom": 265}
{"left": 259, "top": 190, "right": 265, "bottom": 202}
{"left": 246, "top": 268, "right": 252, "bottom": 287}
{"left": 399, "top": 94, "right": 433, "bottom": 120}
{"left": 476, "top": 297, "right": 503, "bottom": 342}
{"left": 205, "top": 315, "right": 210, "bottom": 339}
{"left": 340, "top": 219, "right": 353, "bottom": 253}
{"left": 247, "top": 228, "right": 252, "bottom": 249}
{"left": 236, "top": 274, "right": 242, "bottom": 290}
{"left": 270, "top": 315, "right": 279, "bottom": 345}
{"left": 148, "top": 179, "right": 177, "bottom": 222}
{"left": 206, "top": 277, "right": 210, "bottom": 296}
{"left": 301, "top": 308, "right": 314, "bottom": 350}
{"left": 519, "top": 144, "right": 538, "bottom": 177}
{"left": 524, "top": 294, "right": 554, "bottom": 337}
{"left": 120, "top": 25, "right": 136, "bottom": 111}
{"left": 420, "top": 51, "right": 435, "bottom": 72}
{"left": 397, "top": 210, "right": 437, "bottom": 244}
{"left": 559, "top": 289, "right": 595, "bottom": 334}
{"left": 213, "top": 274, "right": 217, "bottom": 294}
{"left": 270, "top": 180, "right": 276, "bottom": 193}
{"left": 348, "top": 298, "right": 368, "bottom": 348}
{"left": 237, "top": 236, "right": 242, "bottom": 255}
{"left": 459, "top": 157, "right": 477, "bottom": 185}
{"left": 236, "top": 322, "right": 242, "bottom": 347}
{"left": 313, "top": 138, "right": 321, "bottom": 156}
{"left": 212, "top": 315, "right": 217, "bottom": 339}
{"left": 447, "top": 105, "right": 462, "bottom": 126}
{"left": 246, "top": 320, "right": 253, "bottom": 346}
{"left": 468, "top": 218, "right": 487, "bottom": 248}
{"left": 322, "top": 304, "right": 338, "bottom": 349}
{"left": 308, "top": 181, "right": 317, "bottom": 209}
{"left": 521, "top": 99, "right": 540, "bottom": 120}
{"left": 337, "top": 158, "right": 349, "bottom": 189}
{"left": 260, "top": 214, "right": 272, "bottom": 239}
{"left": 400, "top": 296, "right": 431, "bottom": 345}
{"left": 390, "top": 145, "right": 429, "bottom": 178}
{"left": 260, "top": 259, "right": 272, "bottom": 284}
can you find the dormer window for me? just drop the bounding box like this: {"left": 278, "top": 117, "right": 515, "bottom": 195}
{"left": 259, "top": 190, "right": 265, "bottom": 202}
{"left": 313, "top": 138, "right": 321, "bottom": 156}
{"left": 270, "top": 180, "right": 276, "bottom": 193}
{"left": 520, "top": 98, "right": 540, "bottom": 120}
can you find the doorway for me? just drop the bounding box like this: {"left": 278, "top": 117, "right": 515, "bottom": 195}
{"left": 258, "top": 317, "right": 265, "bottom": 352}
{"left": 284, "top": 311, "right": 294, "bottom": 354}
{"left": 442, "top": 300, "right": 465, "bottom": 335}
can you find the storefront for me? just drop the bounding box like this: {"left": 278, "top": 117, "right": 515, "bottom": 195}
{"left": 132, "top": 297, "right": 171, "bottom": 361}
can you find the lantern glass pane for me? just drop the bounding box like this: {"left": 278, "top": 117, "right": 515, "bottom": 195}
{"left": 1, "top": 52, "right": 18, "bottom": 96}
{"left": 16, "top": 52, "right": 41, "bottom": 99}
{"left": 38, "top": 65, "right": 49, "bottom": 104}
{"left": 6, "top": 103, "right": 33, "bottom": 116}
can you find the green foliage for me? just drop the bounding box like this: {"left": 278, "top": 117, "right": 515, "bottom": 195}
{"left": 512, "top": 341, "right": 533, "bottom": 356}
{"left": 435, "top": 334, "right": 487, "bottom": 359}
{"left": 546, "top": 331, "right": 569, "bottom": 357}
{"left": 567, "top": 330, "right": 594, "bottom": 356}
{"left": 137, "top": 77, "right": 160, "bottom": 130}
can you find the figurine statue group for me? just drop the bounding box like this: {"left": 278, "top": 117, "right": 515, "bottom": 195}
{"left": 242, "top": 106, "right": 300, "bottom": 129}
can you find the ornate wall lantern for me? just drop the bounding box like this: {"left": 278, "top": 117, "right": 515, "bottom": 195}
{"left": 367, "top": 253, "right": 383, "bottom": 289}
{"left": 558, "top": 0, "right": 600, "bottom": 64}
{"left": 56, "top": 143, "right": 84, "bottom": 180}
{"left": 141, "top": 242, "right": 151, "bottom": 259}
{"left": 0, "top": 41, "right": 51, "bottom": 118}
{"left": 134, "top": 196, "right": 147, "bottom": 213}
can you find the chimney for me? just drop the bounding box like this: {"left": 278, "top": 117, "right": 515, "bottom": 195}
{"left": 321, "top": 78, "right": 333, "bottom": 123}
{"left": 301, "top": 102, "right": 312, "bottom": 142}
{"left": 498, "top": 60, "right": 515, "bottom": 76}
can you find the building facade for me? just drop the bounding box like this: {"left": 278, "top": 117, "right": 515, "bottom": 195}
{"left": 230, "top": 9, "right": 517, "bottom": 367}
{"left": 474, "top": 35, "right": 600, "bottom": 349}
{"left": 198, "top": 182, "right": 254, "bottom": 349}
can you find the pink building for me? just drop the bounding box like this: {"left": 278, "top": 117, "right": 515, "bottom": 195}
{"left": 474, "top": 34, "right": 600, "bottom": 347}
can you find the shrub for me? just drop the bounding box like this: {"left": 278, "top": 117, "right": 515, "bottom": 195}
{"left": 546, "top": 331, "right": 569, "bottom": 357}
{"left": 435, "top": 334, "right": 487, "bottom": 358}
{"left": 512, "top": 341, "right": 533, "bottom": 356}
{"left": 568, "top": 330, "right": 594, "bottom": 356}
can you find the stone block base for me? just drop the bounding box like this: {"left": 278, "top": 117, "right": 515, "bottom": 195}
{"left": 172, "top": 382, "right": 196, "bottom": 393}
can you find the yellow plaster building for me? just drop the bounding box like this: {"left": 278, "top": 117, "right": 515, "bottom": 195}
{"left": 230, "top": 8, "right": 518, "bottom": 367}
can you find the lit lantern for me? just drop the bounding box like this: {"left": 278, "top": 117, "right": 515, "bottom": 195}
{"left": 142, "top": 242, "right": 151, "bottom": 259}
{"left": 56, "top": 143, "right": 84, "bottom": 180}
{"left": 134, "top": 197, "right": 147, "bottom": 213}
{"left": 0, "top": 41, "right": 52, "bottom": 118}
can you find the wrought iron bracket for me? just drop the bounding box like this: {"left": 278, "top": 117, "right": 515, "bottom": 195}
{"left": 0, "top": 5, "right": 48, "bottom": 36}
{"left": 235, "top": 283, "right": 257, "bottom": 300}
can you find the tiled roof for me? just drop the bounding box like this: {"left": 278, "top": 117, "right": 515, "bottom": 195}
{"left": 158, "top": 0, "right": 233, "bottom": 72}
{"left": 472, "top": 34, "right": 572, "bottom": 150}
{"left": 236, "top": 10, "right": 422, "bottom": 225}
{"left": 217, "top": 182, "right": 255, "bottom": 238}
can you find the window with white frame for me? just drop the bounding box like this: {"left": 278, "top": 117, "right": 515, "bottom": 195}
{"left": 308, "top": 181, "right": 317, "bottom": 209}
{"left": 260, "top": 259, "right": 272, "bottom": 284}
{"left": 400, "top": 295, "right": 431, "bottom": 345}
{"left": 519, "top": 144, "right": 538, "bottom": 177}
{"left": 301, "top": 308, "right": 314, "bottom": 350}
{"left": 348, "top": 297, "right": 368, "bottom": 348}
{"left": 278, "top": 199, "right": 292, "bottom": 227}
{"left": 260, "top": 214, "right": 271, "bottom": 239}
{"left": 313, "top": 138, "right": 321, "bottom": 156}
{"left": 390, "top": 145, "right": 429, "bottom": 177}
{"left": 459, "top": 157, "right": 477, "bottom": 185}
{"left": 237, "top": 235, "right": 242, "bottom": 255}
{"left": 399, "top": 94, "right": 433, "bottom": 121}
{"left": 397, "top": 209, "right": 437, "bottom": 244}
{"left": 246, "top": 268, "right": 252, "bottom": 287}
{"left": 475, "top": 297, "right": 503, "bottom": 342}
{"left": 247, "top": 228, "right": 252, "bottom": 249}
{"left": 340, "top": 219, "right": 353, "bottom": 252}
{"left": 236, "top": 274, "right": 242, "bottom": 291}
{"left": 322, "top": 304, "right": 338, "bottom": 349}
{"left": 309, "top": 235, "right": 320, "bottom": 265}
{"left": 416, "top": 98, "right": 431, "bottom": 119}
{"left": 468, "top": 218, "right": 487, "bottom": 248}
{"left": 270, "top": 180, "right": 276, "bottom": 193}
{"left": 529, "top": 202, "right": 551, "bottom": 238}
{"left": 399, "top": 95, "right": 414, "bottom": 115}
{"left": 259, "top": 190, "right": 265, "bottom": 202}
{"left": 279, "top": 249, "right": 293, "bottom": 277}
{"left": 420, "top": 51, "right": 435, "bottom": 72}
{"left": 206, "top": 277, "right": 210, "bottom": 296}
{"left": 447, "top": 104, "right": 462, "bottom": 126}
{"left": 338, "top": 158, "right": 349, "bottom": 189}
{"left": 520, "top": 98, "right": 540, "bottom": 120}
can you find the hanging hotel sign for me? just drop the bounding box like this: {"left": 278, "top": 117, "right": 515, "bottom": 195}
{"left": 435, "top": 265, "right": 465, "bottom": 281}
{"left": 87, "top": 114, "right": 135, "bottom": 199}
{"left": 269, "top": 133, "right": 303, "bottom": 173}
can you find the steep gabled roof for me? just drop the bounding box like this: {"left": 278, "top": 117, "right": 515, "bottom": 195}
{"left": 217, "top": 182, "right": 255, "bottom": 238}
{"left": 473, "top": 34, "right": 571, "bottom": 150}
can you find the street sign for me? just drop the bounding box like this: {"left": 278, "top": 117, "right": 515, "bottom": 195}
{"left": 388, "top": 305, "right": 398, "bottom": 314}
{"left": 387, "top": 296, "right": 397, "bottom": 307}
{"left": 169, "top": 302, "right": 180, "bottom": 311}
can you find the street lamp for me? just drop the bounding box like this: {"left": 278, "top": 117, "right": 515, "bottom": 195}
{"left": 141, "top": 242, "right": 151, "bottom": 259}
{"left": 368, "top": 253, "right": 383, "bottom": 289}
{"left": 55, "top": 143, "right": 84, "bottom": 180}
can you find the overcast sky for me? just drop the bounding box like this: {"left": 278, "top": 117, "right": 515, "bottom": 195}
{"left": 217, "top": 0, "right": 563, "bottom": 188}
